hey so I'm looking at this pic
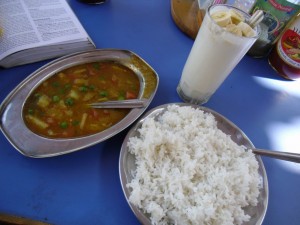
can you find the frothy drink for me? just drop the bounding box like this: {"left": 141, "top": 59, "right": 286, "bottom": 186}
{"left": 177, "top": 5, "right": 259, "bottom": 105}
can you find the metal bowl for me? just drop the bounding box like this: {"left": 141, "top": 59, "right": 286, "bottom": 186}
{"left": 0, "top": 49, "right": 159, "bottom": 158}
{"left": 119, "top": 103, "right": 268, "bottom": 225}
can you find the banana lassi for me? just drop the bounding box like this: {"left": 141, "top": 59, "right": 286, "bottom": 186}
{"left": 177, "top": 5, "right": 259, "bottom": 105}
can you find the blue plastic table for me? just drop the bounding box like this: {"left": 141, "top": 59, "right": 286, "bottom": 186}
{"left": 1, "top": 1, "right": 300, "bottom": 224}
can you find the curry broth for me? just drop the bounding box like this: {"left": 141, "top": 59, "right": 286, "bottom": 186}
{"left": 23, "top": 61, "right": 140, "bottom": 138}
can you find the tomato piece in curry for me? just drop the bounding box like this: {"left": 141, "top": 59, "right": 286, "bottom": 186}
{"left": 23, "top": 61, "right": 140, "bottom": 138}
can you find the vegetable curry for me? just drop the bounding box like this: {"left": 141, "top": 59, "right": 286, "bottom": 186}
{"left": 23, "top": 61, "right": 140, "bottom": 138}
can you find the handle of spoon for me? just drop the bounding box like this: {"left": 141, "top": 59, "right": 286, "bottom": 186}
{"left": 89, "top": 99, "right": 147, "bottom": 109}
{"left": 252, "top": 148, "right": 300, "bottom": 163}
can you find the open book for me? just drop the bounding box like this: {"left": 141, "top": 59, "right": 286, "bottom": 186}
{"left": 0, "top": 0, "right": 96, "bottom": 68}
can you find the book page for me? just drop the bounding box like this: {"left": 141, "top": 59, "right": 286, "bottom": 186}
{"left": 0, "top": 0, "right": 90, "bottom": 61}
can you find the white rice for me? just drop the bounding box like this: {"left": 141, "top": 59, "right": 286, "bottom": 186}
{"left": 126, "top": 105, "right": 261, "bottom": 225}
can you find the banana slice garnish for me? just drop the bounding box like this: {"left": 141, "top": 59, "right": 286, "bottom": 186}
{"left": 229, "top": 9, "right": 245, "bottom": 25}
{"left": 225, "top": 24, "right": 242, "bottom": 37}
{"left": 211, "top": 11, "right": 232, "bottom": 27}
{"left": 211, "top": 9, "right": 255, "bottom": 37}
{"left": 237, "top": 22, "right": 256, "bottom": 37}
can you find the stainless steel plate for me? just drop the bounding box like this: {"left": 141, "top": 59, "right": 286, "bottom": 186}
{"left": 119, "top": 103, "right": 268, "bottom": 225}
{"left": 0, "top": 49, "right": 159, "bottom": 158}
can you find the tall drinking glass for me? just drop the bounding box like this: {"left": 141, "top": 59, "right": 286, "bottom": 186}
{"left": 177, "top": 4, "right": 260, "bottom": 105}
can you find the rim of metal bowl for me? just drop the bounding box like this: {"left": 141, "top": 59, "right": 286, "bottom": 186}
{"left": 0, "top": 49, "right": 159, "bottom": 158}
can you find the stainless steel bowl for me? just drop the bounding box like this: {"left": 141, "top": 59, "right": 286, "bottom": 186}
{"left": 0, "top": 49, "right": 159, "bottom": 157}
{"left": 119, "top": 103, "right": 268, "bottom": 225}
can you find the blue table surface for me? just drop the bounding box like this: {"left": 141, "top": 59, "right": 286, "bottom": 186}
{"left": 1, "top": 1, "right": 300, "bottom": 225}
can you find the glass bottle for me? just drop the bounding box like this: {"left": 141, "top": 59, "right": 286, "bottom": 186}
{"left": 232, "top": 0, "right": 256, "bottom": 13}
{"left": 247, "top": 0, "right": 300, "bottom": 58}
{"left": 268, "top": 14, "right": 300, "bottom": 80}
